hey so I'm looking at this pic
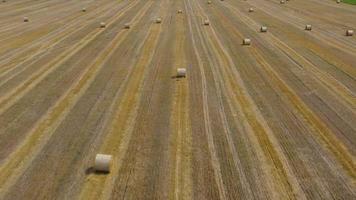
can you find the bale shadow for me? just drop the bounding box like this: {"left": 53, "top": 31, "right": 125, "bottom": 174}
{"left": 171, "top": 75, "right": 185, "bottom": 81}
{"left": 85, "top": 167, "right": 110, "bottom": 175}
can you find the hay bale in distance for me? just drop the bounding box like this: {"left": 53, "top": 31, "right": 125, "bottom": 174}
{"left": 23, "top": 17, "right": 29, "bottom": 22}
{"left": 94, "top": 154, "right": 112, "bottom": 172}
{"left": 178, "top": 9, "right": 183, "bottom": 14}
{"left": 207, "top": 1, "right": 212, "bottom": 4}
{"left": 243, "top": 38, "right": 251, "bottom": 45}
{"left": 177, "top": 68, "right": 187, "bottom": 77}
{"left": 346, "top": 30, "right": 354, "bottom": 36}
{"left": 100, "top": 22, "right": 106, "bottom": 28}
{"left": 124, "top": 23, "right": 130, "bottom": 29}
{"left": 260, "top": 26, "right": 267, "bottom": 32}
{"left": 280, "top": 0, "right": 285, "bottom": 4}
{"left": 249, "top": 8, "right": 254, "bottom": 12}
{"left": 305, "top": 24, "right": 312, "bottom": 31}
{"left": 204, "top": 19, "right": 210, "bottom": 25}
{"left": 156, "top": 17, "right": 162, "bottom": 24}
{"left": 336, "top": 0, "right": 341, "bottom": 3}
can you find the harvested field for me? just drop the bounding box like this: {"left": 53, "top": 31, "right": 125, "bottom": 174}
{"left": 0, "top": 0, "right": 355, "bottom": 199}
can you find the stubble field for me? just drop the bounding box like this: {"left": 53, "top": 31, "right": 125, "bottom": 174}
{"left": 0, "top": 0, "right": 355, "bottom": 199}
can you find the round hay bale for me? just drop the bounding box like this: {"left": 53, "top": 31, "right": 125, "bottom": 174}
{"left": 207, "top": 1, "right": 212, "bottom": 4}
{"left": 336, "top": 0, "right": 341, "bottom": 3}
{"left": 178, "top": 9, "right": 183, "bottom": 14}
{"left": 204, "top": 19, "right": 210, "bottom": 26}
{"left": 82, "top": 8, "right": 86, "bottom": 12}
{"left": 346, "top": 30, "right": 354, "bottom": 36}
{"left": 260, "top": 26, "right": 267, "bottom": 32}
{"left": 249, "top": 8, "right": 254, "bottom": 12}
{"left": 23, "top": 17, "right": 29, "bottom": 22}
{"left": 94, "top": 154, "right": 112, "bottom": 172}
{"left": 100, "top": 22, "right": 106, "bottom": 28}
{"left": 124, "top": 23, "right": 130, "bottom": 29}
{"left": 243, "top": 38, "right": 251, "bottom": 45}
{"left": 305, "top": 24, "right": 312, "bottom": 31}
{"left": 156, "top": 17, "right": 162, "bottom": 24}
{"left": 177, "top": 68, "right": 187, "bottom": 77}
{"left": 280, "top": 0, "right": 285, "bottom": 4}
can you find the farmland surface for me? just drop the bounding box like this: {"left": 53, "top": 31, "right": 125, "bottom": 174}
{"left": 0, "top": 0, "right": 355, "bottom": 199}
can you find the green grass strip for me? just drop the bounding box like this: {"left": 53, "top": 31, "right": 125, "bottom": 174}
{"left": 342, "top": 0, "right": 356, "bottom": 5}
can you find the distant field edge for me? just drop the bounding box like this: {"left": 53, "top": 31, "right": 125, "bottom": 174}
{"left": 342, "top": 0, "right": 356, "bottom": 5}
